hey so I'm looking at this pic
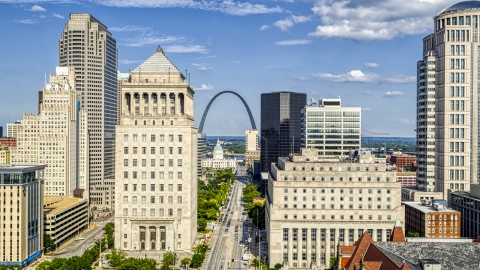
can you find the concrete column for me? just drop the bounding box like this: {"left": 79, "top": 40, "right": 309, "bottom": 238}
{"left": 306, "top": 228, "right": 312, "bottom": 267}
{"left": 298, "top": 228, "right": 303, "bottom": 266}
{"left": 123, "top": 93, "right": 129, "bottom": 114}
{"left": 145, "top": 227, "right": 150, "bottom": 251}
{"left": 288, "top": 228, "right": 293, "bottom": 267}
{"left": 325, "top": 228, "right": 330, "bottom": 264}
{"left": 373, "top": 229, "right": 378, "bottom": 242}
{"left": 175, "top": 93, "right": 181, "bottom": 116}
{"left": 382, "top": 228, "right": 387, "bottom": 242}
{"left": 315, "top": 228, "right": 320, "bottom": 267}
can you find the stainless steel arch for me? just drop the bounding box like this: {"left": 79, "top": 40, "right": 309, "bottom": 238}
{"left": 198, "top": 91, "right": 256, "bottom": 133}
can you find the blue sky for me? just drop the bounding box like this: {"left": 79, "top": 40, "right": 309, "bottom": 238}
{"left": 0, "top": 0, "right": 461, "bottom": 137}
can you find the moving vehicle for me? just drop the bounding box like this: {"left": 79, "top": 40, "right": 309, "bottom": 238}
{"left": 235, "top": 225, "right": 239, "bottom": 232}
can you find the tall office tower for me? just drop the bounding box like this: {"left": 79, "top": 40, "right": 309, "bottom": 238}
{"left": 260, "top": 92, "right": 306, "bottom": 173}
{"left": 301, "top": 98, "right": 361, "bottom": 158}
{"left": 59, "top": 14, "right": 117, "bottom": 206}
{"left": 0, "top": 126, "right": 3, "bottom": 137}
{"left": 115, "top": 46, "right": 197, "bottom": 252}
{"left": 419, "top": 2, "right": 480, "bottom": 202}
{"left": 245, "top": 129, "right": 259, "bottom": 165}
{"left": 11, "top": 67, "right": 88, "bottom": 197}
{"left": 7, "top": 120, "right": 22, "bottom": 138}
{"left": 416, "top": 45, "right": 437, "bottom": 192}
{"left": 266, "top": 149, "right": 404, "bottom": 269}
{"left": 0, "top": 164, "right": 45, "bottom": 267}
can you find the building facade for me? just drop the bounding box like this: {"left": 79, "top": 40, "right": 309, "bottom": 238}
{"left": 6, "top": 121, "right": 22, "bottom": 138}
{"left": 44, "top": 197, "right": 89, "bottom": 248}
{"left": 301, "top": 98, "right": 361, "bottom": 158}
{"left": 390, "top": 154, "right": 416, "bottom": 172}
{"left": 201, "top": 140, "right": 236, "bottom": 169}
{"left": 266, "top": 148, "right": 404, "bottom": 269}
{"left": 115, "top": 46, "right": 197, "bottom": 252}
{"left": 403, "top": 201, "right": 461, "bottom": 238}
{"left": 10, "top": 67, "right": 88, "bottom": 198}
{"left": 419, "top": 2, "right": 480, "bottom": 201}
{"left": 60, "top": 14, "right": 117, "bottom": 206}
{"left": 245, "top": 129, "right": 259, "bottom": 165}
{"left": 401, "top": 187, "right": 444, "bottom": 202}
{"left": 451, "top": 184, "right": 480, "bottom": 238}
{"left": 260, "top": 92, "right": 306, "bottom": 173}
{"left": 0, "top": 164, "right": 45, "bottom": 267}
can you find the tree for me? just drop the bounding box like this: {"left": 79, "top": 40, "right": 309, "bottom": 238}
{"left": 249, "top": 203, "right": 265, "bottom": 229}
{"left": 327, "top": 256, "right": 338, "bottom": 270}
{"left": 117, "top": 258, "right": 157, "bottom": 270}
{"left": 161, "top": 251, "right": 178, "bottom": 266}
{"left": 44, "top": 234, "right": 54, "bottom": 253}
{"left": 103, "top": 222, "right": 115, "bottom": 248}
{"left": 190, "top": 253, "right": 206, "bottom": 268}
{"left": 406, "top": 231, "right": 420, "bottom": 237}
{"left": 180, "top": 258, "right": 191, "bottom": 269}
{"left": 274, "top": 263, "right": 283, "bottom": 270}
{"left": 105, "top": 248, "right": 126, "bottom": 267}
{"left": 198, "top": 218, "right": 208, "bottom": 232}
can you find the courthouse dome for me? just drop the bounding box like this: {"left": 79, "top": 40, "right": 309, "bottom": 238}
{"left": 438, "top": 1, "right": 480, "bottom": 16}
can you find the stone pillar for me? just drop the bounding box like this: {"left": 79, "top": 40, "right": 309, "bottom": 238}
{"left": 315, "top": 228, "right": 320, "bottom": 267}
{"left": 298, "top": 228, "right": 303, "bottom": 266}
{"left": 145, "top": 226, "right": 150, "bottom": 251}
{"left": 288, "top": 228, "right": 293, "bottom": 266}
{"left": 373, "top": 229, "right": 377, "bottom": 242}
{"left": 306, "top": 228, "right": 312, "bottom": 267}
{"left": 325, "top": 228, "right": 330, "bottom": 263}
{"left": 123, "top": 93, "right": 129, "bottom": 114}
{"left": 382, "top": 228, "right": 387, "bottom": 242}
{"left": 175, "top": 93, "right": 181, "bottom": 116}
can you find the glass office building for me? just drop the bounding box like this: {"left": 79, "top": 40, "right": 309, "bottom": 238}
{"left": 260, "top": 92, "right": 306, "bottom": 173}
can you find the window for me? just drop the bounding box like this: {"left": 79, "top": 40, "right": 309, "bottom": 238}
{"left": 178, "top": 184, "right": 182, "bottom": 191}
{"left": 150, "top": 196, "right": 155, "bottom": 203}
{"left": 178, "top": 135, "right": 183, "bottom": 142}
{"left": 151, "top": 135, "right": 156, "bottom": 142}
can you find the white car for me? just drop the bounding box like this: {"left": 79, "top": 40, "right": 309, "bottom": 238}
{"left": 75, "top": 237, "right": 85, "bottom": 241}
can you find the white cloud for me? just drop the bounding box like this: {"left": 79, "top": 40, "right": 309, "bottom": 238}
{"left": 52, "top": 13, "right": 64, "bottom": 19}
{"left": 164, "top": 44, "right": 207, "bottom": 53}
{"left": 312, "top": 70, "right": 414, "bottom": 84}
{"left": 195, "top": 55, "right": 218, "bottom": 59}
{"left": 192, "top": 63, "right": 212, "bottom": 70}
{"left": 110, "top": 25, "right": 150, "bottom": 32}
{"left": 122, "top": 34, "right": 185, "bottom": 47}
{"left": 383, "top": 91, "right": 405, "bottom": 97}
{"left": 274, "top": 15, "right": 311, "bottom": 31}
{"left": 30, "top": 5, "right": 46, "bottom": 12}
{"left": 120, "top": 59, "right": 143, "bottom": 64}
{"left": 362, "top": 108, "right": 372, "bottom": 111}
{"left": 399, "top": 118, "right": 414, "bottom": 125}
{"left": 196, "top": 84, "right": 214, "bottom": 91}
{"left": 260, "top": 25, "right": 270, "bottom": 31}
{"left": 13, "top": 19, "right": 37, "bottom": 24}
{"left": 308, "top": 0, "right": 452, "bottom": 40}
{"left": 364, "top": 62, "right": 379, "bottom": 68}
{"left": 38, "top": 14, "right": 46, "bottom": 18}
{"left": 295, "top": 76, "right": 308, "bottom": 81}
{"left": 362, "top": 91, "right": 372, "bottom": 95}
{"left": 92, "top": 0, "right": 283, "bottom": 16}
{"left": 276, "top": 39, "right": 312, "bottom": 45}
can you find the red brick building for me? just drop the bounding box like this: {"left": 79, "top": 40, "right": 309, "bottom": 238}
{"left": 390, "top": 154, "right": 416, "bottom": 172}
{"left": 0, "top": 137, "right": 16, "bottom": 147}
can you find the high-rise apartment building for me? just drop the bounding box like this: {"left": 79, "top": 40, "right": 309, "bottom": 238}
{"left": 59, "top": 14, "right": 117, "bottom": 206}
{"left": 115, "top": 46, "right": 197, "bottom": 252}
{"left": 260, "top": 92, "right": 306, "bottom": 172}
{"left": 10, "top": 67, "right": 88, "bottom": 197}
{"left": 266, "top": 148, "right": 404, "bottom": 269}
{"left": 419, "top": 2, "right": 480, "bottom": 202}
{"left": 245, "top": 129, "right": 259, "bottom": 165}
{"left": 0, "top": 164, "right": 45, "bottom": 267}
{"left": 416, "top": 48, "right": 437, "bottom": 192}
{"left": 7, "top": 120, "right": 22, "bottom": 138}
{"left": 301, "top": 98, "right": 361, "bottom": 158}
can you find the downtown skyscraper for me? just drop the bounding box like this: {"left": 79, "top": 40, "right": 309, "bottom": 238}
{"left": 59, "top": 14, "right": 117, "bottom": 206}
{"left": 417, "top": 2, "right": 480, "bottom": 202}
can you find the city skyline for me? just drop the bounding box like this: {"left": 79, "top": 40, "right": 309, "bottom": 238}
{"left": 0, "top": 0, "right": 464, "bottom": 137}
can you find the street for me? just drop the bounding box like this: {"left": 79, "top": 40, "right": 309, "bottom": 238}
{"left": 203, "top": 172, "right": 251, "bottom": 270}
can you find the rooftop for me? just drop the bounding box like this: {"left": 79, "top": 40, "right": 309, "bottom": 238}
{"left": 376, "top": 242, "right": 480, "bottom": 270}
{"left": 44, "top": 196, "right": 87, "bottom": 216}
{"left": 132, "top": 46, "right": 181, "bottom": 74}
{"left": 403, "top": 201, "right": 458, "bottom": 213}
{"left": 437, "top": 1, "right": 480, "bottom": 16}
{"left": 0, "top": 164, "right": 46, "bottom": 173}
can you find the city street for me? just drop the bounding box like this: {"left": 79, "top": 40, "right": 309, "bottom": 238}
{"left": 203, "top": 173, "right": 250, "bottom": 270}
{"left": 52, "top": 216, "right": 113, "bottom": 259}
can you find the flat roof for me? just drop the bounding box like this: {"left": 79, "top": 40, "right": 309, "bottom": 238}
{"left": 0, "top": 164, "right": 46, "bottom": 173}
{"left": 402, "top": 201, "right": 459, "bottom": 213}
{"left": 44, "top": 196, "right": 87, "bottom": 216}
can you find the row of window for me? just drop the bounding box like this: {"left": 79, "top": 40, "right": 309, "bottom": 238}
{"left": 123, "top": 171, "right": 183, "bottom": 180}
{"left": 123, "top": 183, "right": 182, "bottom": 192}
{"left": 123, "top": 159, "right": 182, "bottom": 167}
{"left": 282, "top": 175, "right": 391, "bottom": 182}
{"left": 283, "top": 204, "right": 392, "bottom": 210}
{"left": 123, "top": 134, "right": 182, "bottom": 143}
{"left": 122, "top": 208, "right": 182, "bottom": 217}
{"left": 122, "top": 195, "right": 182, "bottom": 204}
{"left": 283, "top": 188, "right": 391, "bottom": 194}
{"left": 284, "top": 196, "right": 391, "bottom": 202}
{"left": 124, "top": 146, "right": 182, "bottom": 155}
{"left": 282, "top": 228, "right": 392, "bottom": 242}
{"left": 449, "top": 72, "right": 466, "bottom": 83}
